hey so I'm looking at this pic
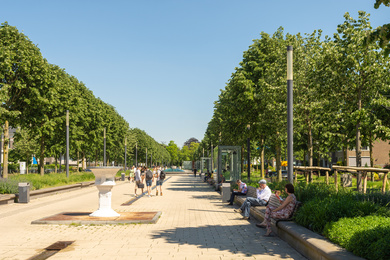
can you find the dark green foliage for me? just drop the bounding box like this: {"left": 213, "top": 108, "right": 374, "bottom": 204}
{"left": 294, "top": 182, "right": 337, "bottom": 204}
{"left": 295, "top": 191, "right": 390, "bottom": 233}
{"left": 354, "top": 191, "right": 390, "bottom": 208}
{"left": 324, "top": 216, "right": 390, "bottom": 260}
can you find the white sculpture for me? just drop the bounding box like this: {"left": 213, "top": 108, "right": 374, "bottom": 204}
{"left": 89, "top": 167, "right": 121, "bottom": 217}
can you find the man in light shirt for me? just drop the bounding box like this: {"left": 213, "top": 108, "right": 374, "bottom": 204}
{"left": 234, "top": 179, "right": 271, "bottom": 219}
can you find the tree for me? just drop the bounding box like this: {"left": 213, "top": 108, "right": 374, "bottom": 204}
{"left": 183, "top": 137, "right": 199, "bottom": 148}
{"left": 166, "top": 141, "right": 179, "bottom": 165}
{"left": 333, "top": 11, "right": 390, "bottom": 190}
{"left": 367, "top": 0, "right": 390, "bottom": 55}
{"left": 12, "top": 128, "right": 38, "bottom": 174}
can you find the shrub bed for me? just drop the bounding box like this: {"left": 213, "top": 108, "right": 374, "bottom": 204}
{"left": 323, "top": 215, "right": 390, "bottom": 260}
{"left": 294, "top": 194, "right": 389, "bottom": 233}
{"left": 0, "top": 171, "right": 95, "bottom": 194}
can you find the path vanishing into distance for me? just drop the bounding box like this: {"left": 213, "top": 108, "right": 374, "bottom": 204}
{"left": 0, "top": 171, "right": 306, "bottom": 260}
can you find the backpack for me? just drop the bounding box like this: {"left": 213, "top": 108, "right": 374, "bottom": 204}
{"left": 159, "top": 171, "right": 166, "bottom": 180}
{"left": 145, "top": 170, "right": 153, "bottom": 180}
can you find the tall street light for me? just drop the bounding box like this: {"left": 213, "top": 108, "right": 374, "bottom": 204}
{"left": 247, "top": 124, "right": 251, "bottom": 181}
{"left": 103, "top": 128, "right": 106, "bottom": 166}
{"left": 66, "top": 110, "right": 69, "bottom": 178}
{"left": 124, "top": 137, "right": 127, "bottom": 171}
{"left": 287, "top": 45, "right": 294, "bottom": 184}
{"left": 135, "top": 142, "right": 138, "bottom": 167}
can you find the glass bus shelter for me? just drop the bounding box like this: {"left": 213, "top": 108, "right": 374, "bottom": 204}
{"left": 217, "top": 146, "right": 241, "bottom": 184}
{"left": 200, "top": 157, "right": 212, "bottom": 173}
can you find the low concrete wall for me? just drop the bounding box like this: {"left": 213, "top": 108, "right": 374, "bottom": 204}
{"left": 234, "top": 189, "right": 364, "bottom": 260}
{"left": 0, "top": 181, "right": 96, "bottom": 205}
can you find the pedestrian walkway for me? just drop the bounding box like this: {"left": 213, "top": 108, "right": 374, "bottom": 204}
{"left": 0, "top": 172, "right": 306, "bottom": 260}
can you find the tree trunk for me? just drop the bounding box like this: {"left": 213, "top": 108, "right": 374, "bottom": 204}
{"left": 59, "top": 154, "right": 62, "bottom": 173}
{"left": 95, "top": 150, "right": 98, "bottom": 166}
{"left": 39, "top": 136, "right": 45, "bottom": 176}
{"left": 261, "top": 138, "right": 265, "bottom": 179}
{"left": 343, "top": 146, "right": 347, "bottom": 166}
{"left": 276, "top": 143, "right": 282, "bottom": 182}
{"left": 77, "top": 150, "right": 80, "bottom": 172}
{"left": 308, "top": 123, "right": 313, "bottom": 182}
{"left": 2, "top": 121, "right": 9, "bottom": 179}
{"left": 82, "top": 152, "right": 86, "bottom": 170}
{"left": 369, "top": 131, "right": 375, "bottom": 182}
{"left": 356, "top": 86, "right": 362, "bottom": 192}
{"left": 54, "top": 154, "right": 58, "bottom": 174}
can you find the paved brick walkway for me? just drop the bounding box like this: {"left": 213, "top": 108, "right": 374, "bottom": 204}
{"left": 0, "top": 173, "right": 306, "bottom": 260}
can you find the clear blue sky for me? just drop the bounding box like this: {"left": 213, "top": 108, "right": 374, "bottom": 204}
{"left": 1, "top": 1, "right": 388, "bottom": 148}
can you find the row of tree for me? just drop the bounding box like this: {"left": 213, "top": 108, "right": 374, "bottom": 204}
{"left": 197, "top": 12, "right": 390, "bottom": 181}
{"left": 0, "top": 22, "right": 170, "bottom": 177}
{"left": 165, "top": 139, "right": 200, "bottom": 166}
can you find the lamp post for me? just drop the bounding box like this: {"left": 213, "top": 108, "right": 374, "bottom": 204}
{"left": 103, "top": 128, "right": 106, "bottom": 167}
{"left": 124, "top": 137, "right": 127, "bottom": 171}
{"left": 145, "top": 147, "right": 148, "bottom": 167}
{"left": 247, "top": 124, "right": 251, "bottom": 181}
{"left": 135, "top": 142, "right": 138, "bottom": 167}
{"left": 287, "top": 46, "right": 294, "bottom": 184}
{"left": 66, "top": 110, "right": 69, "bottom": 178}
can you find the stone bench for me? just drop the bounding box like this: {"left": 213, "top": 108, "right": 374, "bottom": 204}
{"left": 233, "top": 185, "right": 363, "bottom": 260}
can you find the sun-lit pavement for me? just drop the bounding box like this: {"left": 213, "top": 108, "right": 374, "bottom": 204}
{"left": 0, "top": 172, "right": 306, "bottom": 260}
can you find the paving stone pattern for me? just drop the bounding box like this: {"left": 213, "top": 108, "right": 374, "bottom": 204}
{"left": 0, "top": 173, "right": 306, "bottom": 260}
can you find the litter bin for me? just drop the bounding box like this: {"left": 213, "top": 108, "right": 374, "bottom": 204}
{"left": 18, "top": 182, "right": 30, "bottom": 203}
{"left": 121, "top": 172, "right": 125, "bottom": 181}
{"left": 222, "top": 183, "right": 231, "bottom": 202}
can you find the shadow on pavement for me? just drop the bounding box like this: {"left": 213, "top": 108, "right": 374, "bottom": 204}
{"left": 151, "top": 224, "right": 296, "bottom": 258}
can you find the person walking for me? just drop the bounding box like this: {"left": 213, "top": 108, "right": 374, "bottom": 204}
{"left": 129, "top": 165, "right": 135, "bottom": 182}
{"left": 134, "top": 166, "right": 144, "bottom": 196}
{"left": 234, "top": 179, "right": 271, "bottom": 219}
{"left": 155, "top": 166, "right": 165, "bottom": 196}
{"left": 145, "top": 166, "right": 154, "bottom": 197}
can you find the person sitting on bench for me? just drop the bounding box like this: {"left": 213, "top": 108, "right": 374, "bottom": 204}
{"left": 227, "top": 179, "right": 247, "bottom": 205}
{"left": 234, "top": 179, "right": 271, "bottom": 220}
{"left": 256, "top": 183, "right": 297, "bottom": 237}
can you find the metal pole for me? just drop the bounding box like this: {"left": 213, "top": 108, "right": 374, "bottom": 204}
{"left": 287, "top": 45, "right": 294, "bottom": 184}
{"left": 0, "top": 131, "right": 2, "bottom": 177}
{"left": 211, "top": 143, "right": 213, "bottom": 172}
{"left": 124, "top": 137, "right": 127, "bottom": 171}
{"left": 146, "top": 147, "right": 148, "bottom": 167}
{"left": 135, "top": 142, "right": 138, "bottom": 167}
{"left": 247, "top": 124, "right": 251, "bottom": 181}
{"left": 66, "top": 110, "right": 69, "bottom": 178}
{"left": 247, "top": 137, "right": 251, "bottom": 181}
{"left": 103, "top": 128, "right": 106, "bottom": 166}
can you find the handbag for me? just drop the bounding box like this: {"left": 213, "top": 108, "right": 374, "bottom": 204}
{"left": 138, "top": 183, "right": 145, "bottom": 189}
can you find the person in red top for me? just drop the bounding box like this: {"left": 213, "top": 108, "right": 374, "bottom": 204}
{"left": 227, "top": 179, "right": 247, "bottom": 205}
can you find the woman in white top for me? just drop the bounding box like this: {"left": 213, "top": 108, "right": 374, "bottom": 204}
{"left": 155, "top": 167, "right": 163, "bottom": 196}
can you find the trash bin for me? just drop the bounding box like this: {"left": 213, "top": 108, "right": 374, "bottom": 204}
{"left": 222, "top": 183, "right": 231, "bottom": 202}
{"left": 121, "top": 172, "right": 125, "bottom": 181}
{"left": 18, "top": 182, "right": 30, "bottom": 203}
